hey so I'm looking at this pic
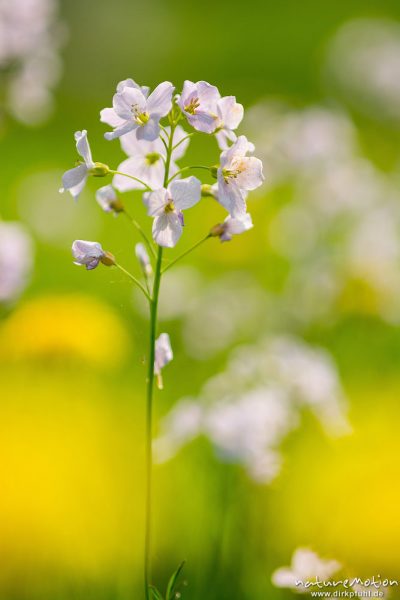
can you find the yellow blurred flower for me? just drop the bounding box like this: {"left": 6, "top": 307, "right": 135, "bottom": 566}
{"left": 0, "top": 293, "right": 130, "bottom": 367}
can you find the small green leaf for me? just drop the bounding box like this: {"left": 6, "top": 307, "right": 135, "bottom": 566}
{"left": 166, "top": 561, "right": 186, "bottom": 600}
{"left": 149, "top": 585, "right": 164, "bottom": 600}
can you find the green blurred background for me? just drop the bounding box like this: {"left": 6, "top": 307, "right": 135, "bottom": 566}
{"left": 1, "top": 0, "right": 400, "bottom": 598}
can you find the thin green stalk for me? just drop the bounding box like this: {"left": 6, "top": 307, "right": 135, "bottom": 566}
{"left": 144, "top": 245, "right": 163, "bottom": 600}
{"left": 144, "top": 115, "right": 176, "bottom": 600}
{"left": 115, "top": 263, "right": 151, "bottom": 302}
{"left": 172, "top": 133, "right": 193, "bottom": 152}
{"left": 110, "top": 170, "right": 153, "bottom": 192}
{"left": 122, "top": 210, "right": 157, "bottom": 260}
{"left": 167, "top": 165, "right": 211, "bottom": 184}
{"left": 161, "top": 234, "right": 211, "bottom": 274}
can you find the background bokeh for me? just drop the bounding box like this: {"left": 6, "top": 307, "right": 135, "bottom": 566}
{"left": 1, "top": 0, "right": 400, "bottom": 598}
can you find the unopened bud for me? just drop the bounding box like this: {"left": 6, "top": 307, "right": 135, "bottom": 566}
{"left": 210, "top": 165, "right": 219, "bottom": 179}
{"left": 201, "top": 184, "right": 216, "bottom": 198}
{"left": 90, "top": 162, "right": 110, "bottom": 177}
{"left": 209, "top": 223, "right": 225, "bottom": 237}
{"left": 100, "top": 251, "right": 116, "bottom": 266}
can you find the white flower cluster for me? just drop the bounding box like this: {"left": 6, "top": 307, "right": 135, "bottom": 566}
{"left": 272, "top": 548, "right": 341, "bottom": 593}
{"left": 0, "top": 0, "right": 66, "bottom": 126}
{"left": 62, "top": 78, "right": 263, "bottom": 251}
{"left": 155, "top": 335, "right": 350, "bottom": 483}
{"left": 245, "top": 101, "right": 400, "bottom": 324}
{"left": 0, "top": 221, "right": 34, "bottom": 304}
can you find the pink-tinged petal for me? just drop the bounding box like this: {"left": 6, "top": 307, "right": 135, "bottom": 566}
{"left": 196, "top": 81, "right": 221, "bottom": 109}
{"left": 217, "top": 170, "right": 247, "bottom": 217}
{"left": 100, "top": 107, "right": 125, "bottom": 128}
{"left": 234, "top": 157, "right": 264, "bottom": 190}
{"left": 215, "top": 129, "right": 237, "bottom": 150}
{"left": 104, "top": 120, "right": 136, "bottom": 141}
{"left": 221, "top": 134, "right": 252, "bottom": 166}
{"left": 169, "top": 176, "right": 201, "bottom": 210}
{"left": 152, "top": 213, "right": 183, "bottom": 247}
{"left": 217, "top": 96, "right": 244, "bottom": 130}
{"left": 72, "top": 240, "right": 104, "bottom": 269}
{"left": 187, "top": 111, "right": 218, "bottom": 134}
{"left": 143, "top": 188, "right": 169, "bottom": 217}
{"left": 136, "top": 117, "right": 160, "bottom": 141}
{"left": 146, "top": 81, "right": 174, "bottom": 117}
{"left": 170, "top": 125, "right": 191, "bottom": 160}
{"left": 116, "top": 78, "right": 150, "bottom": 97}
{"left": 114, "top": 87, "right": 147, "bottom": 119}
{"left": 222, "top": 213, "right": 253, "bottom": 241}
{"left": 74, "top": 130, "right": 94, "bottom": 168}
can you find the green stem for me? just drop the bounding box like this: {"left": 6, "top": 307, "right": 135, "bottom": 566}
{"left": 122, "top": 210, "right": 157, "bottom": 260}
{"left": 161, "top": 234, "right": 211, "bottom": 274}
{"left": 110, "top": 170, "right": 153, "bottom": 192}
{"left": 115, "top": 264, "right": 151, "bottom": 302}
{"left": 172, "top": 133, "right": 193, "bottom": 152}
{"left": 144, "top": 245, "right": 163, "bottom": 600}
{"left": 144, "top": 117, "right": 176, "bottom": 600}
{"left": 167, "top": 165, "right": 211, "bottom": 184}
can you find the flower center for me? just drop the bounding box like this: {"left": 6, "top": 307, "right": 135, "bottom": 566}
{"left": 184, "top": 97, "right": 200, "bottom": 115}
{"left": 164, "top": 201, "right": 175, "bottom": 213}
{"left": 145, "top": 152, "right": 161, "bottom": 166}
{"left": 131, "top": 104, "right": 150, "bottom": 126}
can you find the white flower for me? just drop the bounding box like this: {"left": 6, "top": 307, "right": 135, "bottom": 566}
{"left": 113, "top": 125, "right": 190, "bottom": 191}
{"left": 72, "top": 240, "right": 114, "bottom": 270}
{"left": 154, "top": 332, "right": 173, "bottom": 388}
{"left": 60, "top": 130, "right": 95, "bottom": 200}
{"left": 217, "top": 135, "right": 264, "bottom": 216}
{"left": 135, "top": 243, "right": 152, "bottom": 277}
{"left": 215, "top": 96, "right": 244, "bottom": 149}
{"left": 96, "top": 185, "right": 120, "bottom": 213}
{"left": 178, "top": 80, "right": 220, "bottom": 133}
{"left": 272, "top": 548, "right": 341, "bottom": 592}
{"left": 101, "top": 80, "right": 174, "bottom": 142}
{"left": 212, "top": 213, "right": 253, "bottom": 242}
{"left": 0, "top": 221, "right": 33, "bottom": 303}
{"left": 143, "top": 176, "right": 201, "bottom": 247}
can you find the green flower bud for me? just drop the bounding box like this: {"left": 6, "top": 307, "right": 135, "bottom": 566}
{"left": 90, "top": 162, "right": 110, "bottom": 177}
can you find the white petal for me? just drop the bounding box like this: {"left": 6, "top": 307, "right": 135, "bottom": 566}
{"left": 217, "top": 96, "right": 244, "bottom": 130}
{"left": 152, "top": 213, "right": 182, "bottom": 247}
{"left": 224, "top": 213, "right": 253, "bottom": 235}
{"left": 113, "top": 87, "right": 146, "bottom": 119}
{"left": 217, "top": 170, "right": 247, "bottom": 216}
{"left": 96, "top": 185, "right": 117, "bottom": 212}
{"left": 100, "top": 107, "right": 125, "bottom": 128}
{"left": 146, "top": 81, "right": 174, "bottom": 116}
{"left": 234, "top": 157, "right": 264, "bottom": 190}
{"left": 169, "top": 176, "right": 201, "bottom": 210}
{"left": 154, "top": 333, "right": 173, "bottom": 375}
{"left": 187, "top": 111, "right": 218, "bottom": 134}
{"left": 116, "top": 78, "right": 150, "bottom": 97}
{"left": 143, "top": 188, "right": 169, "bottom": 216}
{"left": 104, "top": 121, "right": 136, "bottom": 141}
{"left": 74, "top": 130, "right": 94, "bottom": 168}
{"left": 215, "top": 129, "right": 237, "bottom": 150}
{"left": 136, "top": 117, "right": 160, "bottom": 141}
{"left": 221, "top": 134, "right": 252, "bottom": 167}
{"left": 272, "top": 567, "right": 297, "bottom": 589}
{"left": 113, "top": 156, "right": 163, "bottom": 191}
{"left": 196, "top": 81, "right": 221, "bottom": 108}
{"left": 61, "top": 164, "right": 88, "bottom": 199}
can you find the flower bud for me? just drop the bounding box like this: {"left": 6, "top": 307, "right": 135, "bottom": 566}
{"left": 96, "top": 185, "right": 124, "bottom": 214}
{"left": 100, "top": 251, "right": 116, "bottom": 266}
{"left": 201, "top": 184, "right": 216, "bottom": 198}
{"left": 210, "top": 165, "right": 219, "bottom": 179}
{"left": 89, "top": 162, "right": 110, "bottom": 177}
{"left": 209, "top": 223, "right": 225, "bottom": 237}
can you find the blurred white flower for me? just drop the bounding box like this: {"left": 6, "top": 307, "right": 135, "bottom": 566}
{"left": 325, "top": 19, "right": 400, "bottom": 122}
{"left": 0, "top": 221, "right": 33, "bottom": 304}
{"left": 211, "top": 213, "right": 253, "bottom": 242}
{"left": 156, "top": 335, "right": 350, "bottom": 482}
{"left": 0, "top": 0, "right": 66, "bottom": 126}
{"left": 96, "top": 185, "right": 120, "bottom": 213}
{"left": 272, "top": 548, "right": 341, "bottom": 592}
{"left": 135, "top": 243, "right": 152, "bottom": 278}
